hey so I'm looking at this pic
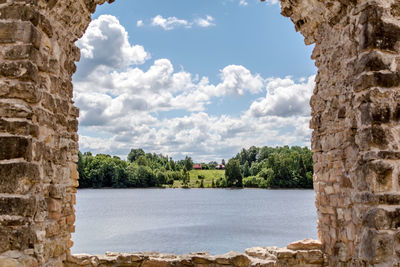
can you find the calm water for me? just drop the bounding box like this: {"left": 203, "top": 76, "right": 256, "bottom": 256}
{"left": 72, "top": 189, "right": 317, "bottom": 255}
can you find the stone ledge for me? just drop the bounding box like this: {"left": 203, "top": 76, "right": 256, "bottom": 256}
{"left": 65, "top": 240, "right": 324, "bottom": 267}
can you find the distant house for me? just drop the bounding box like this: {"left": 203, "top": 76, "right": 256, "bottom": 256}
{"left": 193, "top": 164, "right": 202, "bottom": 170}
{"left": 216, "top": 164, "right": 225, "bottom": 170}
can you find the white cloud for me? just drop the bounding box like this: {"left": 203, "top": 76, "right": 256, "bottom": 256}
{"left": 137, "top": 20, "right": 144, "bottom": 27}
{"left": 238, "top": 0, "right": 278, "bottom": 6}
{"left": 77, "top": 15, "right": 149, "bottom": 71}
{"left": 144, "top": 15, "right": 216, "bottom": 30}
{"left": 215, "top": 65, "right": 264, "bottom": 96}
{"left": 74, "top": 15, "right": 313, "bottom": 161}
{"left": 151, "top": 15, "right": 191, "bottom": 30}
{"left": 249, "top": 75, "right": 315, "bottom": 118}
{"left": 239, "top": 0, "right": 248, "bottom": 6}
{"left": 194, "top": 15, "right": 215, "bottom": 28}
{"left": 263, "top": 0, "right": 279, "bottom": 4}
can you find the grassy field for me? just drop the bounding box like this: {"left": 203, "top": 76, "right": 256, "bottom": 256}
{"left": 172, "top": 169, "right": 225, "bottom": 188}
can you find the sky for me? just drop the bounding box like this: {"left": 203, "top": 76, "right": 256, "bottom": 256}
{"left": 72, "top": 0, "right": 317, "bottom": 162}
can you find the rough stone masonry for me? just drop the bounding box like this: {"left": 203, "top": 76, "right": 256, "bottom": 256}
{"left": 0, "top": 0, "right": 399, "bottom": 266}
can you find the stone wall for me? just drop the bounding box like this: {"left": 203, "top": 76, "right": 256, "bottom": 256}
{"left": 0, "top": 0, "right": 399, "bottom": 266}
{"left": 64, "top": 240, "right": 324, "bottom": 267}
{"left": 280, "top": 0, "right": 400, "bottom": 265}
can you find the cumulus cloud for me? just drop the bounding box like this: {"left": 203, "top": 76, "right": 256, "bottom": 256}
{"left": 77, "top": 15, "right": 149, "bottom": 71}
{"left": 249, "top": 75, "right": 315, "bottom": 118}
{"left": 215, "top": 65, "right": 264, "bottom": 96}
{"left": 74, "top": 15, "right": 313, "bottom": 161}
{"left": 78, "top": 108, "right": 312, "bottom": 161}
{"left": 75, "top": 58, "right": 266, "bottom": 125}
{"left": 151, "top": 15, "right": 191, "bottom": 30}
{"left": 194, "top": 16, "right": 215, "bottom": 28}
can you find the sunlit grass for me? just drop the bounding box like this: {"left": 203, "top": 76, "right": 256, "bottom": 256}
{"left": 172, "top": 169, "right": 225, "bottom": 188}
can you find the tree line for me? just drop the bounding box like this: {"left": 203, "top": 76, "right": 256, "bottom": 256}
{"left": 228, "top": 146, "right": 313, "bottom": 189}
{"left": 78, "top": 149, "right": 194, "bottom": 188}
{"left": 78, "top": 146, "right": 313, "bottom": 189}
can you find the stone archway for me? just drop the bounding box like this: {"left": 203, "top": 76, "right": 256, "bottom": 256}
{"left": 0, "top": 0, "right": 399, "bottom": 266}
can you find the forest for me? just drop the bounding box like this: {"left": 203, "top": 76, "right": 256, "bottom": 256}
{"left": 77, "top": 146, "right": 313, "bottom": 189}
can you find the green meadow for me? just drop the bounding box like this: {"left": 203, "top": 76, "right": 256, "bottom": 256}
{"left": 172, "top": 169, "right": 225, "bottom": 188}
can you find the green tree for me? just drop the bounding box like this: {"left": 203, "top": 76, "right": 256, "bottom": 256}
{"left": 136, "top": 155, "right": 149, "bottom": 166}
{"left": 181, "top": 167, "right": 190, "bottom": 188}
{"left": 136, "top": 165, "right": 155, "bottom": 187}
{"left": 242, "top": 161, "right": 250, "bottom": 177}
{"left": 225, "top": 159, "right": 242, "bottom": 187}
{"left": 184, "top": 156, "right": 194, "bottom": 171}
{"left": 154, "top": 171, "right": 166, "bottom": 186}
{"left": 127, "top": 148, "right": 145, "bottom": 162}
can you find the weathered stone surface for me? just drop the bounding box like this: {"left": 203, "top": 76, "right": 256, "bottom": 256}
{"left": 0, "top": 196, "right": 36, "bottom": 217}
{"left": 0, "top": 224, "right": 36, "bottom": 253}
{"left": 0, "top": 61, "right": 38, "bottom": 82}
{"left": 287, "top": 239, "right": 322, "bottom": 251}
{"left": 64, "top": 247, "right": 325, "bottom": 267}
{"left": 0, "top": 136, "right": 32, "bottom": 161}
{"left": 0, "top": 119, "right": 38, "bottom": 137}
{"left": 0, "top": 21, "right": 40, "bottom": 47}
{"left": 0, "top": 162, "right": 39, "bottom": 194}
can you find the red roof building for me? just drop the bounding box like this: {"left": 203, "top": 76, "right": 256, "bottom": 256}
{"left": 216, "top": 164, "right": 225, "bottom": 170}
{"left": 193, "top": 164, "right": 202, "bottom": 170}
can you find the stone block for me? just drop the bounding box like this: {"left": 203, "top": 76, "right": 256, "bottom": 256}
{"left": 0, "top": 224, "right": 36, "bottom": 253}
{"left": 0, "top": 196, "right": 36, "bottom": 217}
{"left": 48, "top": 184, "right": 66, "bottom": 199}
{"left": 231, "top": 254, "right": 250, "bottom": 267}
{"left": 354, "top": 51, "right": 391, "bottom": 74}
{"left": 360, "top": 6, "right": 400, "bottom": 52}
{"left": 0, "top": 6, "right": 40, "bottom": 26}
{"left": 0, "top": 21, "right": 40, "bottom": 48}
{"left": 360, "top": 229, "right": 394, "bottom": 264}
{"left": 368, "top": 160, "right": 393, "bottom": 192}
{"left": 378, "top": 194, "right": 400, "bottom": 205}
{"left": 3, "top": 45, "right": 38, "bottom": 61}
{"left": 0, "top": 136, "right": 32, "bottom": 161}
{"left": 287, "top": 239, "right": 322, "bottom": 251}
{"left": 41, "top": 92, "right": 56, "bottom": 112}
{"left": 0, "top": 162, "right": 39, "bottom": 194}
{"left": 296, "top": 250, "right": 324, "bottom": 264}
{"left": 0, "top": 61, "right": 38, "bottom": 82}
{"left": 0, "top": 81, "right": 41, "bottom": 104}
{"left": 0, "top": 101, "right": 32, "bottom": 119}
{"left": 355, "top": 72, "right": 400, "bottom": 91}
{"left": 360, "top": 103, "right": 391, "bottom": 125}
{"left": 0, "top": 119, "right": 38, "bottom": 137}
{"left": 363, "top": 208, "right": 391, "bottom": 230}
{"left": 356, "top": 126, "right": 389, "bottom": 150}
{"left": 46, "top": 198, "right": 62, "bottom": 213}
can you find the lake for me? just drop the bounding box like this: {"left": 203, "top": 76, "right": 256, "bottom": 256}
{"left": 71, "top": 189, "right": 318, "bottom": 255}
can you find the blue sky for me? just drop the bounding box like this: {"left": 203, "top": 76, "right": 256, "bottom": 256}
{"left": 73, "top": 0, "right": 317, "bottom": 162}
